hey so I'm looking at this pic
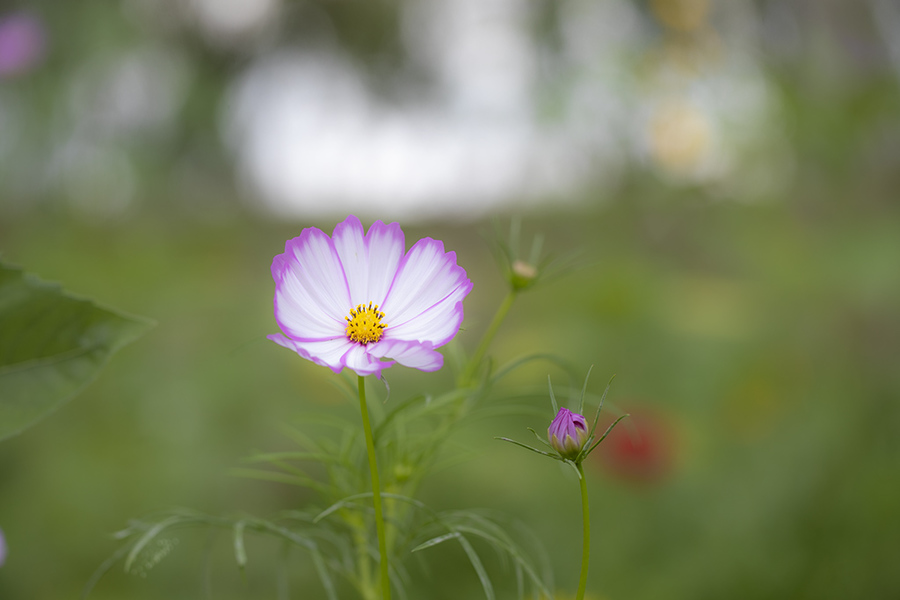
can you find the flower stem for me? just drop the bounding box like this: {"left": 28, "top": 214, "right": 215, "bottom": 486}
{"left": 575, "top": 462, "right": 590, "bottom": 600}
{"left": 460, "top": 290, "right": 517, "bottom": 386}
{"left": 358, "top": 376, "right": 391, "bottom": 600}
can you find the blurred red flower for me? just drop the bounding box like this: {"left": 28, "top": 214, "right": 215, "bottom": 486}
{"left": 591, "top": 407, "right": 677, "bottom": 485}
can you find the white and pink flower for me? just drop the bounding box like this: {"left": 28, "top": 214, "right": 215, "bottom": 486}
{"left": 269, "top": 215, "right": 472, "bottom": 378}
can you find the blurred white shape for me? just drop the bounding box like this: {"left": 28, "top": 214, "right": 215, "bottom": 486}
{"left": 224, "top": 0, "right": 639, "bottom": 221}
{"left": 224, "top": 50, "right": 582, "bottom": 221}
{"left": 560, "top": 0, "right": 647, "bottom": 63}
{"left": 222, "top": 0, "right": 784, "bottom": 220}
{"left": 68, "top": 44, "right": 190, "bottom": 138}
{"left": 188, "top": 0, "right": 280, "bottom": 45}
{"left": 871, "top": 0, "right": 900, "bottom": 80}
{"left": 403, "top": 0, "right": 536, "bottom": 120}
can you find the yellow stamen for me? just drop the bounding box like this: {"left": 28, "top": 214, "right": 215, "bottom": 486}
{"left": 345, "top": 301, "right": 387, "bottom": 345}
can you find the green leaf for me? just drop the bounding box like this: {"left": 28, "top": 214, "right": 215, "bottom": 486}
{"left": 410, "top": 532, "right": 461, "bottom": 553}
{"left": 457, "top": 535, "right": 495, "bottom": 600}
{"left": 577, "top": 365, "right": 594, "bottom": 415}
{"left": 124, "top": 515, "right": 185, "bottom": 573}
{"left": 525, "top": 427, "right": 554, "bottom": 450}
{"left": 233, "top": 520, "right": 247, "bottom": 569}
{"left": 0, "top": 263, "right": 154, "bottom": 441}
{"left": 583, "top": 413, "right": 630, "bottom": 458}
{"left": 494, "top": 437, "right": 560, "bottom": 460}
{"left": 588, "top": 374, "right": 616, "bottom": 438}
{"left": 229, "top": 467, "right": 333, "bottom": 495}
{"left": 547, "top": 376, "right": 558, "bottom": 414}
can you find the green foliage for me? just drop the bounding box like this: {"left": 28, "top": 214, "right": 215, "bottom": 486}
{"left": 0, "top": 262, "right": 153, "bottom": 441}
{"left": 85, "top": 288, "right": 578, "bottom": 598}
{"left": 84, "top": 509, "right": 340, "bottom": 600}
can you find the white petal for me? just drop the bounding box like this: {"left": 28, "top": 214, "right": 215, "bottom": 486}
{"left": 274, "top": 228, "right": 351, "bottom": 338}
{"left": 274, "top": 269, "right": 344, "bottom": 340}
{"left": 341, "top": 343, "right": 391, "bottom": 377}
{"left": 368, "top": 338, "right": 443, "bottom": 372}
{"left": 364, "top": 220, "right": 405, "bottom": 306}
{"left": 268, "top": 334, "right": 352, "bottom": 374}
{"left": 331, "top": 216, "right": 369, "bottom": 307}
{"left": 381, "top": 239, "right": 471, "bottom": 345}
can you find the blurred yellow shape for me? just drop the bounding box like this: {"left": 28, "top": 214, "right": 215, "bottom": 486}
{"left": 659, "top": 275, "right": 759, "bottom": 339}
{"left": 724, "top": 375, "right": 782, "bottom": 439}
{"left": 655, "top": 31, "right": 724, "bottom": 76}
{"left": 649, "top": 100, "right": 712, "bottom": 173}
{"left": 650, "top": 0, "right": 710, "bottom": 33}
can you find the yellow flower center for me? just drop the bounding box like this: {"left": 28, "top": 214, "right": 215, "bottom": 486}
{"left": 345, "top": 302, "right": 387, "bottom": 345}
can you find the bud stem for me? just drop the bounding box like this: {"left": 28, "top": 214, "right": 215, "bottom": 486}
{"left": 460, "top": 291, "right": 517, "bottom": 386}
{"left": 358, "top": 375, "right": 391, "bottom": 600}
{"left": 576, "top": 462, "right": 590, "bottom": 600}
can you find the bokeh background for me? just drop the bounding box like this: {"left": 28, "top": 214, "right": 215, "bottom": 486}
{"left": 1, "top": 0, "right": 899, "bottom": 598}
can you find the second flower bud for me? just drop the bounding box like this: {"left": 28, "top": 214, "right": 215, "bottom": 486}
{"left": 548, "top": 407, "right": 590, "bottom": 460}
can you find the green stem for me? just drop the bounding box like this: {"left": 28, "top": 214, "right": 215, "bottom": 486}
{"left": 351, "top": 515, "right": 373, "bottom": 599}
{"left": 358, "top": 376, "right": 391, "bottom": 600}
{"left": 575, "top": 462, "right": 590, "bottom": 600}
{"left": 460, "top": 290, "right": 517, "bottom": 386}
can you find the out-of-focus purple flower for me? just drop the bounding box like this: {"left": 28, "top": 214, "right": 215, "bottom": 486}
{"left": 0, "top": 12, "right": 46, "bottom": 77}
{"left": 548, "top": 407, "right": 590, "bottom": 460}
{"left": 0, "top": 526, "right": 6, "bottom": 567}
{"left": 269, "top": 215, "right": 472, "bottom": 378}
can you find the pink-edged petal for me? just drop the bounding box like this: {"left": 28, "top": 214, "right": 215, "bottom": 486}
{"left": 274, "top": 273, "right": 344, "bottom": 340}
{"left": 268, "top": 334, "right": 352, "bottom": 374}
{"left": 364, "top": 220, "right": 405, "bottom": 306}
{"left": 331, "top": 216, "right": 369, "bottom": 306}
{"left": 270, "top": 217, "right": 470, "bottom": 378}
{"left": 341, "top": 343, "right": 393, "bottom": 378}
{"left": 368, "top": 338, "right": 444, "bottom": 372}
{"left": 381, "top": 239, "right": 471, "bottom": 346}
{"left": 274, "top": 228, "right": 351, "bottom": 339}
{"left": 385, "top": 293, "right": 468, "bottom": 348}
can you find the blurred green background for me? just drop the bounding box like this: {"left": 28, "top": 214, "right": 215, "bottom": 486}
{"left": 1, "top": 0, "right": 899, "bottom": 598}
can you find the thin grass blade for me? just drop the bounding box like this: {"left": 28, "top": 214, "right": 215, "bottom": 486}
{"left": 577, "top": 365, "right": 594, "bottom": 415}
{"left": 584, "top": 413, "right": 629, "bottom": 457}
{"left": 547, "top": 376, "right": 558, "bottom": 414}
{"left": 410, "top": 532, "right": 461, "bottom": 553}
{"left": 458, "top": 535, "right": 495, "bottom": 600}
{"left": 589, "top": 374, "right": 616, "bottom": 436}
{"left": 124, "top": 515, "right": 184, "bottom": 573}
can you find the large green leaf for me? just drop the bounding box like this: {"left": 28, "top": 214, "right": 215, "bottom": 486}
{"left": 0, "top": 262, "right": 153, "bottom": 441}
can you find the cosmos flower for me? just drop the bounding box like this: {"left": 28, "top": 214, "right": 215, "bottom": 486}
{"left": 548, "top": 407, "right": 590, "bottom": 460}
{"left": 269, "top": 215, "right": 472, "bottom": 378}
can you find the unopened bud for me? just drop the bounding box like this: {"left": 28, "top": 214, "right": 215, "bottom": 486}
{"left": 548, "top": 408, "right": 590, "bottom": 460}
{"left": 510, "top": 260, "right": 538, "bottom": 290}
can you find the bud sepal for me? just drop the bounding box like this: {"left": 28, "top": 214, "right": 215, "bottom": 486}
{"left": 496, "top": 368, "right": 628, "bottom": 467}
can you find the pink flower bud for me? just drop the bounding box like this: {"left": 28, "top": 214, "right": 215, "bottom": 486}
{"left": 548, "top": 407, "right": 590, "bottom": 460}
